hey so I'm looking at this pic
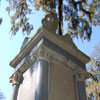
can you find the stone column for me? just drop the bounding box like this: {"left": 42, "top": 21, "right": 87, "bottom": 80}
{"left": 74, "top": 69, "right": 89, "bottom": 100}
{"left": 36, "top": 47, "right": 51, "bottom": 100}
{"left": 9, "top": 71, "right": 22, "bottom": 100}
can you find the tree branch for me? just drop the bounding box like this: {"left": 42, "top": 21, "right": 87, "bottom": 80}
{"left": 72, "top": 0, "right": 91, "bottom": 21}
{"left": 58, "top": 0, "right": 63, "bottom": 35}
{"left": 89, "top": 73, "right": 99, "bottom": 82}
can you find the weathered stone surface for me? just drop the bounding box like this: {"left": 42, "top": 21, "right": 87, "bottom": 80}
{"left": 17, "top": 62, "right": 38, "bottom": 100}
{"left": 10, "top": 26, "right": 90, "bottom": 68}
{"left": 48, "top": 64, "right": 77, "bottom": 100}
{"left": 17, "top": 62, "right": 77, "bottom": 100}
{"left": 42, "top": 12, "right": 58, "bottom": 32}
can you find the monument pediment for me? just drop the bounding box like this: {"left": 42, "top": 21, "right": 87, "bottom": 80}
{"left": 10, "top": 25, "right": 90, "bottom": 68}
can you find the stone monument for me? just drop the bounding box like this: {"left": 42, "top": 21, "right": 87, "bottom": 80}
{"left": 9, "top": 12, "right": 90, "bottom": 100}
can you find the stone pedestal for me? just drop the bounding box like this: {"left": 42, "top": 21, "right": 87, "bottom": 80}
{"left": 9, "top": 13, "right": 90, "bottom": 100}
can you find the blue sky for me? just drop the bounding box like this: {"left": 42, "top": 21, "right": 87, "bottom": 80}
{"left": 0, "top": 1, "right": 100, "bottom": 100}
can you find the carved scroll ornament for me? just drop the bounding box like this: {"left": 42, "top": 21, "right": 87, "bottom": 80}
{"left": 9, "top": 71, "right": 22, "bottom": 85}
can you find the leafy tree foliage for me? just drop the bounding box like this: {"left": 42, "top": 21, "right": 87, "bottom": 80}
{"left": 86, "top": 42, "right": 100, "bottom": 100}
{"left": 86, "top": 81, "right": 100, "bottom": 100}
{"left": 88, "top": 42, "right": 100, "bottom": 81}
{"left": 6, "top": 0, "right": 100, "bottom": 40}
{"left": 0, "top": 89, "right": 5, "bottom": 100}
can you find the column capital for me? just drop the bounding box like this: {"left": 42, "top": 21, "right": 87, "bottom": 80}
{"left": 9, "top": 70, "right": 22, "bottom": 85}
{"left": 73, "top": 68, "right": 89, "bottom": 81}
{"left": 34, "top": 46, "right": 53, "bottom": 63}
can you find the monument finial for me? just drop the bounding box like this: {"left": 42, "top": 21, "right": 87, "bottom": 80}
{"left": 42, "top": 12, "right": 58, "bottom": 32}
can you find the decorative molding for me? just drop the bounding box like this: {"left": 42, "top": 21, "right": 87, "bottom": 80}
{"left": 9, "top": 71, "right": 22, "bottom": 85}
{"left": 9, "top": 44, "right": 89, "bottom": 83}
{"left": 73, "top": 68, "right": 89, "bottom": 81}
{"left": 34, "top": 45, "right": 80, "bottom": 74}
{"left": 10, "top": 28, "right": 90, "bottom": 68}
{"left": 34, "top": 46, "right": 53, "bottom": 63}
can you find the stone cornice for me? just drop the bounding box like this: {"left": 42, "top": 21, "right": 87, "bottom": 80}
{"left": 9, "top": 44, "right": 89, "bottom": 81}
{"left": 10, "top": 26, "right": 90, "bottom": 68}
{"left": 9, "top": 27, "right": 44, "bottom": 68}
